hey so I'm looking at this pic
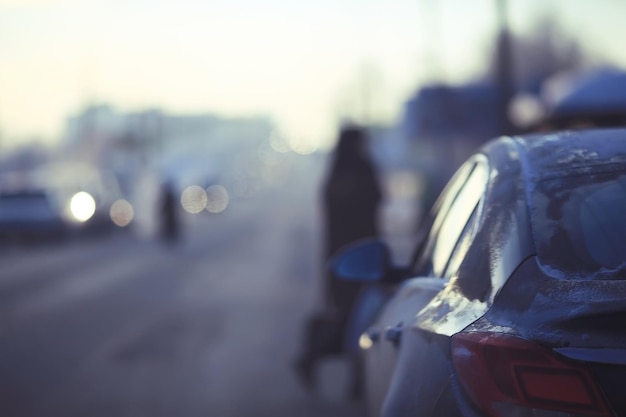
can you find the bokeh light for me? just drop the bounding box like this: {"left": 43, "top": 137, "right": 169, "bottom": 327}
{"left": 388, "top": 171, "right": 423, "bottom": 200}
{"left": 286, "top": 133, "right": 319, "bottom": 155}
{"left": 70, "top": 191, "right": 96, "bottom": 223}
{"left": 180, "top": 185, "right": 208, "bottom": 214}
{"left": 509, "top": 93, "right": 545, "bottom": 128}
{"left": 359, "top": 333, "right": 373, "bottom": 350}
{"left": 269, "top": 130, "right": 291, "bottom": 153}
{"left": 109, "top": 199, "right": 134, "bottom": 227}
{"left": 205, "top": 185, "right": 229, "bottom": 214}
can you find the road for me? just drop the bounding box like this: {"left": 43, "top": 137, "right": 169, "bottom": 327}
{"left": 0, "top": 154, "right": 367, "bottom": 417}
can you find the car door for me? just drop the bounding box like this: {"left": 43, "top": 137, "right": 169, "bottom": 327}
{"left": 361, "top": 156, "right": 489, "bottom": 415}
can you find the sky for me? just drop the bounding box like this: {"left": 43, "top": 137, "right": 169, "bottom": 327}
{"left": 1, "top": 0, "right": 625, "bottom": 150}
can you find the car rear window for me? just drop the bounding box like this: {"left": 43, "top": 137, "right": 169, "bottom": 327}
{"left": 532, "top": 170, "right": 626, "bottom": 278}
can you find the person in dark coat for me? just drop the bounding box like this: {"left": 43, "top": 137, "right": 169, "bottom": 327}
{"left": 161, "top": 181, "right": 179, "bottom": 244}
{"left": 295, "top": 125, "right": 382, "bottom": 398}
{"left": 323, "top": 125, "right": 382, "bottom": 308}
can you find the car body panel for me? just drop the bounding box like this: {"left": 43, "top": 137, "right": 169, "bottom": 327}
{"left": 362, "top": 277, "right": 446, "bottom": 415}
{"left": 469, "top": 256, "right": 626, "bottom": 348}
{"left": 381, "top": 329, "right": 452, "bottom": 417}
{"left": 556, "top": 347, "right": 626, "bottom": 365}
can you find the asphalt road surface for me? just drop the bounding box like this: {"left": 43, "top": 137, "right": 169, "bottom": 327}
{"left": 0, "top": 155, "right": 366, "bottom": 417}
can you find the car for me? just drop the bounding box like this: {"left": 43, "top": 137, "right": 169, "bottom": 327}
{"left": 0, "top": 164, "right": 126, "bottom": 242}
{"left": 0, "top": 188, "right": 67, "bottom": 241}
{"left": 39, "top": 162, "right": 126, "bottom": 234}
{"left": 332, "top": 128, "right": 626, "bottom": 417}
{"left": 541, "top": 68, "right": 626, "bottom": 131}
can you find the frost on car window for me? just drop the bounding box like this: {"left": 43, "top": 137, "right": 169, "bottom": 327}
{"left": 532, "top": 171, "right": 626, "bottom": 278}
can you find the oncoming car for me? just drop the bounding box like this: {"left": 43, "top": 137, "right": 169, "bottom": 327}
{"left": 333, "top": 129, "right": 626, "bottom": 417}
{"left": 0, "top": 163, "right": 126, "bottom": 242}
{"left": 0, "top": 188, "right": 66, "bottom": 241}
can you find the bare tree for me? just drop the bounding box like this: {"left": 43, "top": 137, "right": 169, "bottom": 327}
{"left": 487, "top": 16, "right": 591, "bottom": 89}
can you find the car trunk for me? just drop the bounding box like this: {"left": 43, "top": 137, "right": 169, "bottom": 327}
{"left": 477, "top": 257, "right": 626, "bottom": 416}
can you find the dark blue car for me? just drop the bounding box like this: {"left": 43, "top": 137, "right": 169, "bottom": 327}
{"left": 0, "top": 189, "right": 66, "bottom": 241}
{"left": 334, "top": 129, "right": 626, "bottom": 417}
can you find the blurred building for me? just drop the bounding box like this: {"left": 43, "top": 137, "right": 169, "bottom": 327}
{"left": 63, "top": 104, "right": 274, "bottom": 194}
{"left": 390, "top": 82, "right": 500, "bottom": 223}
{"left": 400, "top": 82, "right": 500, "bottom": 194}
{"left": 0, "top": 144, "right": 51, "bottom": 175}
{"left": 403, "top": 83, "right": 499, "bottom": 146}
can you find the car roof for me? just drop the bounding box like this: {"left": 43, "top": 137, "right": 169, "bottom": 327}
{"left": 505, "top": 128, "right": 626, "bottom": 182}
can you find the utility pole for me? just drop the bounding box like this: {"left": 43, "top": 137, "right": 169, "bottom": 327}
{"left": 495, "top": 0, "right": 515, "bottom": 135}
{"left": 420, "top": 0, "right": 445, "bottom": 84}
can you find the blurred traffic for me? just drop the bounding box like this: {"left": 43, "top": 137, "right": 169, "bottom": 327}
{"left": 2, "top": 0, "right": 626, "bottom": 416}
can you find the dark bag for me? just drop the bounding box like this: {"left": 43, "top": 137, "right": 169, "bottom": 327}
{"left": 303, "top": 311, "right": 347, "bottom": 358}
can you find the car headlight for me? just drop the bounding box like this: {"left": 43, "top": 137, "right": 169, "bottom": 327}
{"left": 69, "top": 191, "right": 96, "bottom": 222}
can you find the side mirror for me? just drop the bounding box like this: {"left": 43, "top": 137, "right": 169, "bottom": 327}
{"left": 331, "top": 239, "right": 391, "bottom": 282}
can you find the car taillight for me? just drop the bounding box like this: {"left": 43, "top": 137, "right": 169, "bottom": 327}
{"left": 451, "top": 332, "right": 612, "bottom": 417}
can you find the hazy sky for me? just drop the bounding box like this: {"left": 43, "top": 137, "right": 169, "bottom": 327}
{"left": 1, "top": 0, "right": 625, "bottom": 149}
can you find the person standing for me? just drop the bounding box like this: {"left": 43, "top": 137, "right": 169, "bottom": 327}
{"left": 323, "top": 125, "right": 382, "bottom": 314}
{"left": 160, "top": 181, "right": 179, "bottom": 244}
{"left": 295, "top": 125, "right": 382, "bottom": 398}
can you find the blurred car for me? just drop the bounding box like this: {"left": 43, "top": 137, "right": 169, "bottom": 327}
{"left": 0, "top": 163, "right": 127, "bottom": 242}
{"left": 0, "top": 188, "right": 66, "bottom": 241}
{"left": 333, "top": 128, "right": 626, "bottom": 417}
{"left": 536, "top": 68, "right": 626, "bottom": 132}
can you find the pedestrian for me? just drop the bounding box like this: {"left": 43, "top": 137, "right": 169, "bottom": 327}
{"left": 160, "top": 181, "right": 179, "bottom": 244}
{"left": 294, "top": 124, "right": 382, "bottom": 399}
